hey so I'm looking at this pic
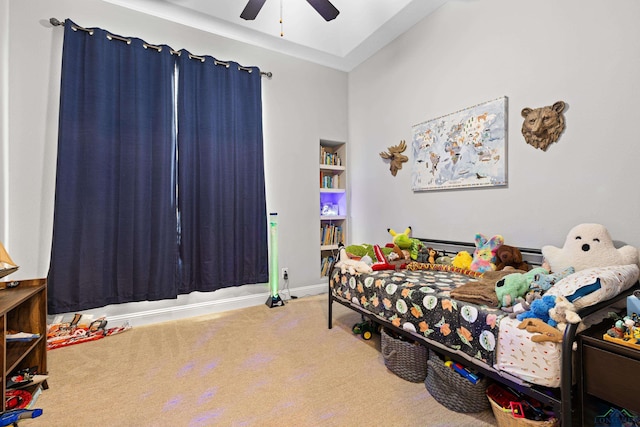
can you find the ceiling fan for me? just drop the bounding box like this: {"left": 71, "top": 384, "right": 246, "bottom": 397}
{"left": 241, "top": 0, "right": 340, "bottom": 22}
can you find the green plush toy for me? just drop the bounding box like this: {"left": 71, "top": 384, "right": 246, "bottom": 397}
{"left": 387, "top": 226, "right": 422, "bottom": 260}
{"left": 495, "top": 267, "right": 549, "bottom": 308}
{"left": 345, "top": 244, "right": 392, "bottom": 260}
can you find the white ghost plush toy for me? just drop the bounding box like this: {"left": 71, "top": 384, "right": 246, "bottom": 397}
{"left": 542, "top": 223, "right": 639, "bottom": 272}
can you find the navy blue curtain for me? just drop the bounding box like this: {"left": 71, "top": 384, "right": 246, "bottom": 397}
{"left": 48, "top": 21, "right": 178, "bottom": 313}
{"left": 177, "top": 54, "right": 268, "bottom": 293}
{"left": 49, "top": 21, "right": 268, "bottom": 313}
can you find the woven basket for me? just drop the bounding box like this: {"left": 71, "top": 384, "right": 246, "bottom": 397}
{"left": 488, "top": 396, "right": 558, "bottom": 427}
{"left": 380, "top": 328, "right": 428, "bottom": 383}
{"left": 425, "top": 350, "right": 490, "bottom": 413}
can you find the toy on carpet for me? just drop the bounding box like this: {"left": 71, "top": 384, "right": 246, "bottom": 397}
{"left": 387, "top": 226, "right": 422, "bottom": 260}
{"left": 516, "top": 294, "right": 557, "bottom": 326}
{"left": 335, "top": 244, "right": 373, "bottom": 275}
{"left": 452, "top": 251, "right": 473, "bottom": 270}
{"left": 470, "top": 233, "right": 504, "bottom": 273}
{"left": 541, "top": 223, "right": 639, "bottom": 273}
{"left": 494, "top": 245, "right": 530, "bottom": 271}
{"left": 495, "top": 267, "right": 548, "bottom": 308}
{"left": 47, "top": 313, "right": 131, "bottom": 350}
{"left": 518, "top": 318, "right": 564, "bottom": 343}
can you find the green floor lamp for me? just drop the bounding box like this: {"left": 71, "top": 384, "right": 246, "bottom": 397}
{"left": 266, "top": 213, "right": 284, "bottom": 308}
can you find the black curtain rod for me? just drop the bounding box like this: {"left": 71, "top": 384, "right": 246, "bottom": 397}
{"left": 49, "top": 18, "right": 273, "bottom": 78}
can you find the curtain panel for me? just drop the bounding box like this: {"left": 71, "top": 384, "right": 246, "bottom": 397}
{"left": 48, "top": 20, "right": 268, "bottom": 314}
{"left": 177, "top": 55, "right": 269, "bottom": 293}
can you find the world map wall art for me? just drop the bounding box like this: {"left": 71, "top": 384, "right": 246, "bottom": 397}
{"left": 411, "top": 96, "right": 507, "bottom": 191}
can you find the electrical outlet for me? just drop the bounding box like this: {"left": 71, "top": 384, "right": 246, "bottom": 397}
{"left": 281, "top": 268, "right": 289, "bottom": 280}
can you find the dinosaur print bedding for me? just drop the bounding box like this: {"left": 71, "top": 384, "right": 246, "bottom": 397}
{"left": 329, "top": 266, "right": 504, "bottom": 364}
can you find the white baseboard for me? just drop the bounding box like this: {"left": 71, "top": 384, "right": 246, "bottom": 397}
{"left": 52, "top": 282, "right": 329, "bottom": 328}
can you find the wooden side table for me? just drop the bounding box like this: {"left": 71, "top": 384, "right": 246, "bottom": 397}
{"left": 577, "top": 320, "right": 640, "bottom": 426}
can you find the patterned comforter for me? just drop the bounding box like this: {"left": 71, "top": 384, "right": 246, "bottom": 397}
{"left": 330, "top": 266, "right": 506, "bottom": 364}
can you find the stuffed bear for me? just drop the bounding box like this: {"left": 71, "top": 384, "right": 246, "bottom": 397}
{"left": 495, "top": 267, "right": 548, "bottom": 308}
{"left": 416, "top": 246, "right": 430, "bottom": 263}
{"left": 516, "top": 294, "right": 557, "bottom": 326}
{"left": 494, "top": 245, "right": 530, "bottom": 271}
{"left": 542, "top": 223, "right": 639, "bottom": 272}
{"left": 470, "top": 233, "right": 504, "bottom": 273}
{"left": 518, "top": 318, "right": 564, "bottom": 343}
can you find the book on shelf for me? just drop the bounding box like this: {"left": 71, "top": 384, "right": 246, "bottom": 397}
{"left": 6, "top": 332, "right": 40, "bottom": 342}
{"left": 320, "top": 172, "right": 340, "bottom": 189}
{"left": 321, "top": 224, "right": 343, "bottom": 246}
{"left": 321, "top": 256, "right": 335, "bottom": 276}
{"left": 320, "top": 148, "right": 342, "bottom": 166}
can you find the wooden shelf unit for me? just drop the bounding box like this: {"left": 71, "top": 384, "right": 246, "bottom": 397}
{"left": 320, "top": 140, "right": 347, "bottom": 277}
{"left": 0, "top": 278, "right": 48, "bottom": 411}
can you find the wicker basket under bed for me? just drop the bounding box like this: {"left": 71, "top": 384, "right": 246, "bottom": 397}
{"left": 425, "top": 349, "right": 490, "bottom": 413}
{"left": 380, "top": 328, "right": 428, "bottom": 383}
{"left": 488, "top": 396, "right": 558, "bottom": 427}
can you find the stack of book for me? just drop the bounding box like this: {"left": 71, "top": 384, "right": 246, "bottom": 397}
{"left": 321, "top": 224, "right": 343, "bottom": 246}
{"left": 320, "top": 147, "right": 342, "bottom": 166}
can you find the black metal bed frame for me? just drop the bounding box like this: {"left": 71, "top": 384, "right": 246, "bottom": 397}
{"left": 327, "top": 238, "right": 639, "bottom": 426}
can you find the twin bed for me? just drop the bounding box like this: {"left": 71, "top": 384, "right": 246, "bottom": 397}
{"left": 327, "top": 238, "right": 639, "bottom": 426}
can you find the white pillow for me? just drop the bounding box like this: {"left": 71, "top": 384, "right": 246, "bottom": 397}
{"left": 544, "top": 264, "right": 639, "bottom": 309}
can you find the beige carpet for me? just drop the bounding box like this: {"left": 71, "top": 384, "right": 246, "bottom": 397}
{"left": 23, "top": 294, "right": 498, "bottom": 426}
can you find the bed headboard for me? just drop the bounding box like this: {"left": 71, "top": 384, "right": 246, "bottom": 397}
{"left": 416, "top": 238, "right": 544, "bottom": 267}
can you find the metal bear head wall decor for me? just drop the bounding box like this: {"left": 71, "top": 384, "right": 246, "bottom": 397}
{"left": 521, "top": 101, "right": 566, "bottom": 151}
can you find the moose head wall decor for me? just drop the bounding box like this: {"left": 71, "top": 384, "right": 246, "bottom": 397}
{"left": 380, "top": 140, "right": 409, "bottom": 176}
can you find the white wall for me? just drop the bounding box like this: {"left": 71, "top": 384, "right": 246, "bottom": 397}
{"left": 2, "top": 0, "right": 347, "bottom": 323}
{"left": 349, "top": 0, "right": 640, "bottom": 250}
{"left": 5, "top": 0, "right": 640, "bottom": 324}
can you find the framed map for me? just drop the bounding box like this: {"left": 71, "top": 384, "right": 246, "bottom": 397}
{"left": 411, "top": 97, "right": 507, "bottom": 191}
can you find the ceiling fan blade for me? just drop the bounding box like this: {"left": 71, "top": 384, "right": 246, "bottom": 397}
{"left": 240, "top": 0, "right": 267, "bottom": 20}
{"left": 306, "top": 0, "right": 340, "bottom": 21}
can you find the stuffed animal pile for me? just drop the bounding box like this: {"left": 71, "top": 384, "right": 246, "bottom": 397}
{"left": 334, "top": 244, "right": 373, "bottom": 275}
{"left": 516, "top": 223, "right": 639, "bottom": 343}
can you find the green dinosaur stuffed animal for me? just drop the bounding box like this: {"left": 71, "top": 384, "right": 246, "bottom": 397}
{"left": 495, "top": 267, "right": 549, "bottom": 308}
{"left": 345, "top": 244, "right": 392, "bottom": 260}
